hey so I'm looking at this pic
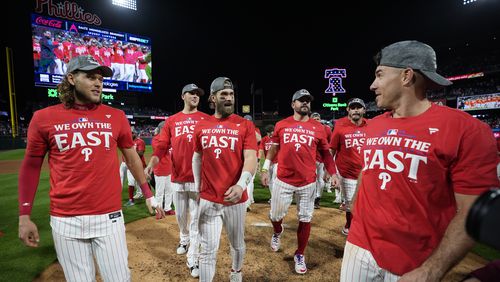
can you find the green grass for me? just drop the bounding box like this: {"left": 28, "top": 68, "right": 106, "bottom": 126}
{"left": 0, "top": 149, "right": 498, "bottom": 281}
{"left": 0, "top": 149, "right": 26, "bottom": 160}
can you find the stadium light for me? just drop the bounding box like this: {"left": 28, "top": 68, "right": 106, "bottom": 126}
{"left": 463, "top": 0, "right": 478, "bottom": 5}
{"left": 112, "top": 0, "right": 137, "bottom": 10}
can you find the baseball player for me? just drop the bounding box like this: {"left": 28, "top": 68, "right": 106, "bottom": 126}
{"left": 192, "top": 77, "right": 257, "bottom": 282}
{"left": 329, "top": 97, "right": 368, "bottom": 235}
{"left": 261, "top": 89, "right": 338, "bottom": 275}
{"left": 150, "top": 121, "right": 175, "bottom": 215}
{"left": 340, "top": 40, "right": 499, "bottom": 281}
{"left": 243, "top": 115, "right": 262, "bottom": 212}
{"left": 259, "top": 124, "right": 278, "bottom": 201}
{"left": 125, "top": 129, "right": 147, "bottom": 205}
{"left": 18, "top": 55, "right": 164, "bottom": 282}
{"left": 144, "top": 83, "right": 210, "bottom": 278}
{"left": 310, "top": 112, "right": 333, "bottom": 209}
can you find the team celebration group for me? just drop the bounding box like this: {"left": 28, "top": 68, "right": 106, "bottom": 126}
{"left": 18, "top": 40, "right": 499, "bottom": 282}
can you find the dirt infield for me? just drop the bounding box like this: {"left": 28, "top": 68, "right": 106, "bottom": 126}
{"left": 34, "top": 203, "right": 486, "bottom": 282}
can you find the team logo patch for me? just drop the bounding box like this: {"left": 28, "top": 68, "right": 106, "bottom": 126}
{"left": 105, "top": 114, "right": 111, "bottom": 118}
{"left": 109, "top": 212, "right": 122, "bottom": 219}
{"left": 387, "top": 129, "right": 398, "bottom": 135}
{"left": 78, "top": 117, "right": 88, "bottom": 122}
{"left": 216, "top": 124, "right": 224, "bottom": 129}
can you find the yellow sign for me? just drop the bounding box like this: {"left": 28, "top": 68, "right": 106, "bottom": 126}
{"left": 242, "top": 105, "right": 250, "bottom": 113}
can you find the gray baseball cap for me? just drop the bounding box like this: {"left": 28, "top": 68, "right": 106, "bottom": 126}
{"left": 377, "top": 40, "right": 451, "bottom": 87}
{"left": 210, "top": 77, "right": 233, "bottom": 94}
{"left": 182, "top": 83, "right": 205, "bottom": 96}
{"left": 310, "top": 112, "right": 321, "bottom": 118}
{"left": 292, "top": 89, "right": 314, "bottom": 102}
{"left": 243, "top": 115, "right": 252, "bottom": 121}
{"left": 65, "top": 55, "right": 113, "bottom": 77}
{"left": 348, "top": 98, "right": 366, "bottom": 108}
{"left": 157, "top": 121, "right": 165, "bottom": 130}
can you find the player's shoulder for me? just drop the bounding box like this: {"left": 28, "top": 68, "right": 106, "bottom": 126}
{"left": 432, "top": 104, "right": 488, "bottom": 130}
{"left": 99, "top": 104, "right": 127, "bottom": 116}
{"left": 34, "top": 103, "right": 65, "bottom": 116}
{"left": 275, "top": 116, "right": 293, "bottom": 127}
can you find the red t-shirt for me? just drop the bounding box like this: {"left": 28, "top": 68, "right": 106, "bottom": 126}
{"left": 316, "top": 124, "right": 333, "bottom": 162}
{"left": 272, "top": 116, "right": 331, "bottom": 187}
{"left": 25, "top": 104, "right": 134, "bottom": 216}
{"left": 133, "top": 137, "right": 146, "bottom": 167}
{"left": 158, "top": 111, "right": 211, "bottom": 182}
{"left": 259, "top": 135, "right": 278, "bottom": 163}
{"left": 348, "top": 104, "right": 500, "bottom": 275}
{"left": 151, "top": 134, "right": 171, "bottom": 176}
{"left": 193, "top": 114, "right": 258, "bottom": 205}
{"left": 330, "top": 117, "right": 368, "bottom": 179}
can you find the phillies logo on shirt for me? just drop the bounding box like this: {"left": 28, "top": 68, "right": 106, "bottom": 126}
{"left": 362, "top": 132, "right": 431, "bottom": 189}
{"left": 52, "top": 120, "right": 114, "bottom": 161}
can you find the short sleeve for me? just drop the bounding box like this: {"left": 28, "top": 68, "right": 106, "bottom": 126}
{"left": 330, "top": 126, "right": 341, "bottom": 151}
{"left": 26, "top": 111, "right": 48, "bottom": 157}
{"left": 451, "top": 121, "right": 500, "bottom": 194}
{"left": 243, "top": 121, "right": 258, "bottom": 150}
{"left": 193, "top": 122, "right": 203, "bottom": 153}
{"left": 271, "top": 121, "right": 282, "bottom": 145}
{"left": 157, "top": 118, "right": 172, "bottom": 150}
{"left": 117, "top": 111, "right": 134, "bottom": 149}
{"left": 137, "top": 139, "right": 145, "bottom": 151}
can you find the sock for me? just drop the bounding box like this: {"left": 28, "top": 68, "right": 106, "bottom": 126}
{"left": 295, "top": 221, "right": 311, "bottom": 255}
{"left": 128, "top": 186, "right": 134, "bottom": 200}
{"left": 345, "top": 212, "right": 352, "bottom": 228}
{"left": 271, "top": 220, "right": 283, "bottom": 234}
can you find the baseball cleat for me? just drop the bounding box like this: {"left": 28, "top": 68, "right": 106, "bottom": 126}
{"left": 176, "top": 244, "right": 188, "bottom": 255}
{"left": 229, "top": 271, "right": 242, "bottom": 282}
{"left": 342, "top": 227, "right": 349, "bottom": 236}
{"left": 133, "top": 192, "right": 143, "bottom": 199}
{"left": 124, "top": 200, "right": 135, "bottom": 207}
{"left": 165, "top": 210, "right": 176, "bottom": 215}
{"left": 270, "top": 230, "right": 283, "bottom": 252}
{"left": 189, "top": 265, "right": 199, "bottom": 278}
{"left": 294, "top": 254, "right": 307, "bottom": 274}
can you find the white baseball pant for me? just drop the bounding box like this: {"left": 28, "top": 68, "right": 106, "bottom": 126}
{"left": 198, "top": 199, "right": 246, "bottom": 282}
{"left": 126, "top": 169, "right": 137, "bottom": 187}
{"left": 172, "top": 182, "right": 199, "bottom": 267}
{"left": 154, "top": 175, "right": 173, "bottom": 211}
{"left": 50, "top": 211, "right": 130, "bottom": 282}
{"left": 315, "top": 162, "right": 325, "bottom": 198}
{"left": 119, "top": 162, "right": 128, "bottom": 188}
{"left": 340, "top": 241, "right": 400, "bottom": 282}
{"left": 245, "top": 174, "right": 255, "bottom": 209}
{"left": 111, "top": 63, "right": 125, "bottom": 81}
{"left": 269, "top": 178, "right": 316, "bottom": 222}
{"left": 268, "top": 163, "right": 277, "bottom": 194}
{"left": 339, "top": 175, "right": 358, "bottom": 212}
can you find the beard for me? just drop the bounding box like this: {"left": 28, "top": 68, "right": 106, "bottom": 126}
{"left": 349, "top": 113, "right": 361, "bottom": 122}
{"left": 295, "top": 106, "right": 310, "bottom": 116}
{"left": 216, "top": 100, "right": 234, "bottom": 118}
{"left": 75, "top": 88, "right": 101, "bottom": 105}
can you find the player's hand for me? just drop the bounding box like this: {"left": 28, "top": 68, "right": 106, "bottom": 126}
{"left": 261, "top": 171, "right": 270, "bottom": 187}
{"left": 146, "top": 197, "right": 165, "bottom": 219}
{"left": 324, "top": 171, "right": 331, "bottom": 182}
{"left": 144, "top": 166, "right": 153, "bottom": 180}
{"left": 224, "top": 185, "right": 244, "bottom": 203}
{"left": 398, "top": 265, "right": 439, "bottom": 282}
{"left": 330, "top": 174, "right": 340, "bottom": 188}
{"left": 19, "top": 215, "right": 40, "bottom": 248}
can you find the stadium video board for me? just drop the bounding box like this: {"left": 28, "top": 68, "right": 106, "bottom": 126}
{"left": 457, "top": 93, "right": 500, "bottom": 111}
{"left": 32, "top": 13, "right": 152, "bottom": 93}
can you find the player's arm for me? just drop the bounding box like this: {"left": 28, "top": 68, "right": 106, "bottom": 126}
{"left": 121, "top": 147, "right": 165, "bottom": 218}
{"left": 399, "top": 193, "right": 478, "bottom": 281}
{"left": 18, "top": 154, "right": 45, "bottom": 247}
{"left": 261, "top": 144, "right": 278, "bottom": 186}
{"left": 192, "top": 151, "right": 202, "bottom": 191}
{"left": 224, "top": 149, "right": 257, "bottom": 203}
{"left": 145, "top": 124, "right": 171, "bottom": 175}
